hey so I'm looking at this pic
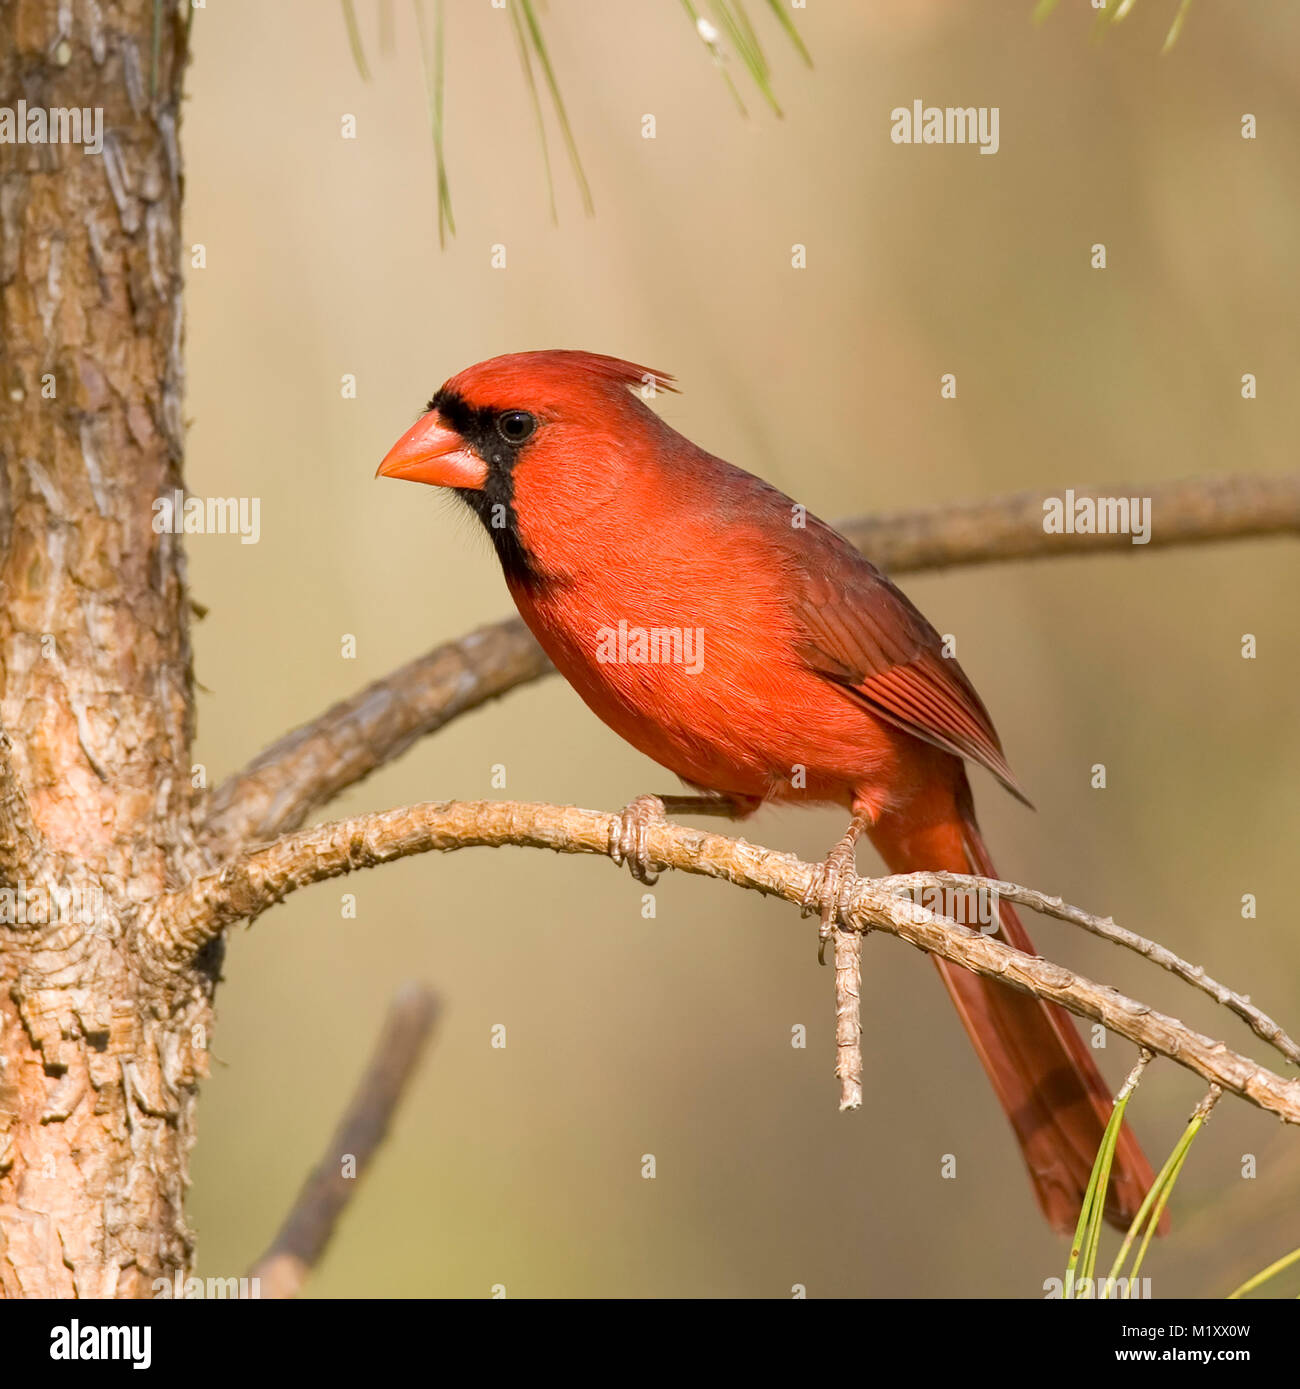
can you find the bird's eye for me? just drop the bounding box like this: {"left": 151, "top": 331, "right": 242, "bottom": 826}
{"left": 496, "top": 410, "right": 536, "bottom": 444}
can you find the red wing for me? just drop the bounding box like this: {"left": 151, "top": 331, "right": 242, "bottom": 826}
{"left": 790, "top": 533, "right": 1031, "bottom": 806}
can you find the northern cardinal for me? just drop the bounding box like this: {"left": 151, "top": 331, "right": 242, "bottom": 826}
{"left": 378, "top": 349, "right": 1159, "bottom": 1233}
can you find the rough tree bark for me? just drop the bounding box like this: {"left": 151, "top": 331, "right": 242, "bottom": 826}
{"left": 0, "top": 2, "right": 203, "bottom": 1297}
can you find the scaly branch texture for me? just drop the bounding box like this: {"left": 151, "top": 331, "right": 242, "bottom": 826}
{"left": 150, "top": 799, "right": 1300, "bottom": 1128}
{"left": 873, "top": 870, "right": 1300, "bottom": 1068}
{"left": 202, "top": 472, "right": 1299, "bottom": 854}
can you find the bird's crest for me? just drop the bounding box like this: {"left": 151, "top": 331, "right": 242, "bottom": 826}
{"left": 435, "top": 350, "right": 678, "bottom": 412}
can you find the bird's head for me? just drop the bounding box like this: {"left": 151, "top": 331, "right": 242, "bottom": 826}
{"left": 376, "top": 349, "right": 678, "bottom": 579}
{"left": 377, "top": 349, "right": 676, "bottom": 490}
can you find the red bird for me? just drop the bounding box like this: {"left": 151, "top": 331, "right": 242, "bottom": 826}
{"left": 378, "top": 349, "right": 1158, "bottom": 1234}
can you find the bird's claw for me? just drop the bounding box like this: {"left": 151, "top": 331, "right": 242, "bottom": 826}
{"left": 801, "top": 856, "right": 861, "bottom": 965}
{"left": 609, "top": 794, "right": 666, "bottom": 885}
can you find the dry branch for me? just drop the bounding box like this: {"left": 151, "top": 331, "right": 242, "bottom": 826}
{"left": 838, "top": 472, "right": 1300, "bottom": 572}
{"left": 874, "top": 870, "right": 1300, "bottom": 1068}
{"left": 200, "top": 472, "right": 1299, "bottom": 856}
{"left": 150, "top": 799, "right": 1300, "bottom": 1127}
{"left": 833, "top": 926, "right": 863, "bottom": 1111}
{"left": 247, "top": 984, "right": 439, "bottom": 1299}
{"left": 203, "top": 618, "right": 551, "bottom": 852}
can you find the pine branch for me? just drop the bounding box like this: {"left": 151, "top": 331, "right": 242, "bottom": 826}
{"left": 150, "top": 797, "right": 1300, "bottom": 1128}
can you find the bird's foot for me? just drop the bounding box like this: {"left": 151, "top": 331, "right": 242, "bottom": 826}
{"left": 609, "top": 794, "right": 667, "bottom": 885}
{"left": 801, "top": 824, "right": 868, "bottom": 964}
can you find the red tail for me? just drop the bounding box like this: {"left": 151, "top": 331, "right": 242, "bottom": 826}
{"left": 868, "top": 775, "right": 1163, "bottom": 1235}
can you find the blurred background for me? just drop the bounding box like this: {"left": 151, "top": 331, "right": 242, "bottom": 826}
{"left": 181, "top": 1, "right": 1300, "bottom": 1296}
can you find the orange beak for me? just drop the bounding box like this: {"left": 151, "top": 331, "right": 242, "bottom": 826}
{"left": 375, "top": 412, "right": 489, "bottom": 489}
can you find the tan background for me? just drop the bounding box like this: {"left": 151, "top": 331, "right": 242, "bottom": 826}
{"left": 181, "top": 1, "right": 1300, "bottom": 1296}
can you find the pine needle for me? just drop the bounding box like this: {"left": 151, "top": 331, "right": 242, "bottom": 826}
{"left": 1228, "top": 1244, "right": 1300, "bottom": 1300}
{"left": 1125, "top": 1120, "right": 1193, "bottom": 1290}
{"left": 413, "top": 0, "right": 455, "bottom": 247}
{"left": 762, "top": 0, "right": 812, "bottom": 65}
{"left": 711, "top": 0, "right": 782, "bottom": 116}
{"left": 1162, "top": 0, "right": 1193, "bottom": 53}
{"left": 510, "top": 0, "right": 559, "bottom": 223}
{"left": 680, "top": 0, "right": 750, "bottom": 117}
{"left": 337, "top": 0, "right": 811, "bottom": 238}
{"left": 730, "top": 0, "right": 769, "bottom": 79}
{"left": 1065, "top": 1051, "right": 1149, "bottom": 1298}
{"left": 1063, "top": 0, "right": 1192, "bottom": 49}
{"left": 341, "top": 0, "right": 371, "bottom": 81}
{"left": 518, "top": 0, "right": 594, "bottom": 216}
{"left": 1091, "top": 0, "right": 1126, "bottom": 41}
{"left": 1100, "top": 1086, "right": 1220, "bottom": 1299}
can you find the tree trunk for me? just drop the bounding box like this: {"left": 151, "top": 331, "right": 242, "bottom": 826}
{"left": 0, "top": 0, "right": 203, "bottom": 1298}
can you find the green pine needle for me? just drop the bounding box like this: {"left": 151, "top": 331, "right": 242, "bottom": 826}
{"left": 1162, "top": 0, "right": 1193, "bottom": 53}
{"left": 681, "top": 0, "right": 810, "bottom": 117}
{"left": 1099, "top": 1086, "right": 1220, "bottom": 1299}
{"left": 711, "top": 0, "right": 782, "bottom": 116}
{"left": 341, "top": 0, "right": 372, "bottom": 82}
{"left": 1065, "top": 1054, "right": 1143, "bottom": 1298}
{"left": 519, "top": 0, "right": 594, "bottom": 216}
{"left": 1125, "top": 1121, "right": 1195, "bottom": 1290}
{"left": 509, "top": 0, "right": 558, "bottom": 224}
{"left": 730, "top": 0, "right": 769, "bottom": 80}
{"left": 342, "top": 0, "right": 811, "bottom": 241}
{"left": 413, "top": 0, "right": 455, "bottom": 248}
{"left": 763, "top": 0, "right": 812, "bottom": 65}
{"left": 1042, "top": 0, "right": 1192, "bottom": 51}
{"left": 1091, "top": 0, "right": 1126, "bottom": 41}
{"left": 1228, "top": 1244, "right": 1300, "bottom": 1300}
{"left": 681, "top": 0, "right": 749, "bottom": 118}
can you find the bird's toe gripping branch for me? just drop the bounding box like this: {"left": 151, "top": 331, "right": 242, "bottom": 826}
{"left": 609, "top": 794, "right": 668, "bottom": 885}
{"left": 801, "top": 813, "right": 872, "bottom": 964}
